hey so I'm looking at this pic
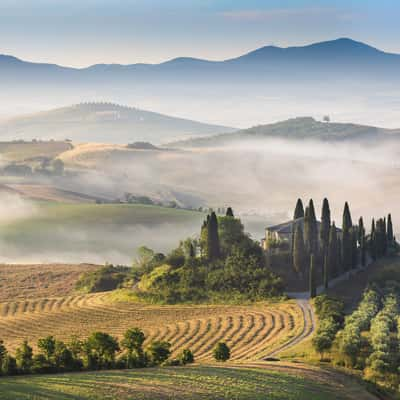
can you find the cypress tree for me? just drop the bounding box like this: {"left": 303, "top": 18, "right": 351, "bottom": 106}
{"left": 226, "top": 207, "right": 234, "bottom": 218}
{"left": 304, "top": 199, "right": 318, "bottom": 256}
{"left": 293, "top": 223, "right": 306, "bottom": 276}
{"left": 327, "top": 223, "right": 339, "bottom": 278}
{"left": 370, "top": 218, "right": 377, "bottom": 261}
{"left": 383, "top": 217, "right": 388, "bottom": 255}
{"left": 351, "top": 227, "right": 358, "bottom": 269}
{"left": 320, "top": 198, "right": 331, "bottom": 257}
{"left": 293, "top": 199, "right": 305, "bottom": 219}
{"left": 323, "top": 253, "right": 329, "bottom": 289}
{"left": 342, "top": 202, "right": 353, "bottom": 271}
{"left": 207, "top": 212, "right": 220, "bottom": 261}
{"left": 360, "top": 231, "right": 366, "bottom": 267}
{"left": 309, "top": 254, "right": 317, "bottom": 299}
{"left": 358, "top": 217, "right": 364, "bottom": 245}
{"left": 387, "top": 213, "right": 393, "bottom": 243}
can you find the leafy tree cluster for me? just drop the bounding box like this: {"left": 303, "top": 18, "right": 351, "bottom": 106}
{"left": 0, "top": 328, "right": 194, "bottom": 376}
{"left": 136, "top": 208, "right": 283, "bottom": 303}
{"left": 312, "top": 295, "right": 344, "bottom": 359}
{"left": 75, "top": 264, "right": 131, "bottom": 293}
{"left": 335, "top": 288, "right": 380, "bottom": 368}
{"left": 365, "top": 293, "right": 399, "bottom": 380}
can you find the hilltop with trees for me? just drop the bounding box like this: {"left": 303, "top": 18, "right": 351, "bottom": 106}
{"left": 130, "top": 208, "right": 283, "bottom": 303}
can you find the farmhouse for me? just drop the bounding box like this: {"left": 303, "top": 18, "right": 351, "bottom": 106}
{"left": 262, "top": 217, "right": 341, "bottom": 251}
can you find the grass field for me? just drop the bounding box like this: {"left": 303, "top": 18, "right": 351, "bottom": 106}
{"left": 0, "top": 364, "right": 377, "bottom": 400}
{"left": 0, "top": 202, "right": 204, "bottom": 264}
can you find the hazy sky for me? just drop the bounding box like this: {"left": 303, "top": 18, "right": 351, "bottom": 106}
{"left": 0, "top": 0, "right": 399, "bottom": 67}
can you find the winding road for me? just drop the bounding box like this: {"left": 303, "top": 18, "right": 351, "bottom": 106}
{"left": 263, "top": 297, "right": 315, "bottom": 358}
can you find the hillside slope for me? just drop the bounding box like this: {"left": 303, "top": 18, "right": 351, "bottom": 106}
{"left": 0, "top": 103, "right": 235, "bottom": 144}
{"left": 170, "top": 117, "right": 400, "bottom": 147}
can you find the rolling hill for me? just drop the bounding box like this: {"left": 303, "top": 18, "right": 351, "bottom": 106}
{"left": 2, "top": 38, "right": 400, "bottom": 128}
{"left": 0, "top": 103, "right": 235, "bottom": 144}
{"left": 169, "top": 117, "right": 400, "bottom": 147}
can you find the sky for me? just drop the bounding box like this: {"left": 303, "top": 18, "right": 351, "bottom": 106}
{"left": 0, "top": 0, "right": 399, "bottom": 67}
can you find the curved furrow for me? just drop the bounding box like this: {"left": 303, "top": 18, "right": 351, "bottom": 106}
{"left": 196, "top": 315, "right": 235, "bottom": 360}
{"left": 169, "top": 321, "right": 190, "bottom": 348}
{"left": 190, "top": 317, "right": 222, "bottom": 356}
{"left": 230, "top": 313, "right": 268, "bottom": 360}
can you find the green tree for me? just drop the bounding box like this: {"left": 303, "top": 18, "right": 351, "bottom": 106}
{"left": 327, "top": 223, "right": 339, "bottom": 278}
{"left": 323, "top": 254, "right": 329, "bottom": 289}
{"left": 351, "top": 227, "right": 358, "bottom": 269}
{"left": 37, "top": 335, "right": 56, "bottom": 362}
{"left": 179, "top": 349, "right": 194, "bottom": 364}
{"left": 226, "top": 207, "right": 234, "bottom": 217}
{"left": 293, "top": 223, "right": 306, "bottom": 276}
{"left": 146, "top": 341, "right": 171, "bottom": 365}
{"left": 309, "top": 254, "right": 317, "bottom": 299}
{"left": 85, "top": 332, "right": 120, "bottom": 369}
{"left": 121, "top": 328, "right": 146, "bottom": 367}
{"left": 370, "top": 218, "right": 377, "bottom": 261}
{"left": 320, "top": 198, "right": 331, "bottom": 258}
{"left": 0, "top": 340, "right": 7, "bottom": 375}
{"left": 342, "top": 202, "right": 353, "bottom": 271}
{"left": 15, "top": 340, "right": 33, "bottom": 373}
{"left": 387, "top": 213, "right": 393, "bottom": 243}
{"left": 213, "top": 342, "right": 230, "bottom": 362}
{"left": 304, "top": 200, "right": 318, "bottom": 255}
{"left": 207, "top": 212, "right": 220, "bottom": 261}
{"left": 293, "top": 198, "right": 304, "bottom": 219}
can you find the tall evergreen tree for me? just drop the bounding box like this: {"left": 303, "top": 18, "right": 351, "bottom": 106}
{"left": 320, "top": 198, "right": 331, "bottom": 257}
{"left": 323, "top": 254, "right": 329, "bottom": 289}
{"left": 206, "top": 212, "right": 220, "bottom": 261}
{"left": 358, "top": 217, "right": 366, "bottom": 267}
{"left": 358, "top": 217, "right": 364, "bottom": 245}
{"left": 342, "top": 202, "right": 353, "bottom": 271}
{"left": 304, "top": 199, "right": 318, "bottom": 256}
{"left": 293, "top": 199, "right": 305, "bottom": 219}
{"left": 351, "top": 227, "right": 358, "bottom": 269}
{"left": 383, "top": 217, "right": 388, "bottom": 255}
{"left": 309, "top": 254, "right": 317, "bottom": 299}
{"left": 327, "top": 223, "right": 339, "bottom": 278}
{"left": 387, "top": 213, "right": 394, "bottom": 243}
{"left": 226, "top": 207, "right": 234, "bottom": 218}
{"left": 293, "top": 223, "right": 306, "bottom": 276}
{"left": 370, "top": 218, "right": 377, "bottom": 261}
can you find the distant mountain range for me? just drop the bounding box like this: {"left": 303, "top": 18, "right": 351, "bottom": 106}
{"left": 0, "top": 103, "right": 235, "bottom": 144}
{"left": 1, "top": 38, "right": 400, "bottom": 81}
{"left": 169, "top": 117, "right": 400, "bottom": 147}
{"left": 1, "top": 38, "right": 400, "bottom": 128}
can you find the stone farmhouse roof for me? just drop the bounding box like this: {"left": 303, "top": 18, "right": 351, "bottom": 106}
{"left": 266, "top": 217, "right": 342, "bottom": 234}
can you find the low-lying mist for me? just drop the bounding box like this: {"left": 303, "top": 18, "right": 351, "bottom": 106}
{"left": 0, "top": 137, "right": 399, "bottom": 265}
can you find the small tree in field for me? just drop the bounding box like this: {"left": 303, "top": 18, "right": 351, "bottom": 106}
{"left": 213, "top": 342, "right": 230, "bottom": 362}
{"left": 179, "top": 349, "right": 194, "bottom": 365}
{"left": 146, "top": 341, "right": 171, "bottom": 365}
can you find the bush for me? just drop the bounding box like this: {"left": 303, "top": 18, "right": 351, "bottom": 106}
{"left": 179, "top": 349, "right": 194, "bottom": 365}
{"left": 76, "top": 265, "right": 130, "bottom": 293}
{"left": 146, "top": 341, "right": 171, "bottom": 365}
{"left": 213, "top": 342, "right": 230, "bottom": 362}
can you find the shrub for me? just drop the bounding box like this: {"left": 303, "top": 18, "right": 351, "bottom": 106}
{"left": 179, "top": 349, "right": 194, "bottom": 365}
{"left": 213, "top": 342, "right": 230, "bottom": 362}
{"left": 146, "top": 341, "right": 171, "bottom": 365}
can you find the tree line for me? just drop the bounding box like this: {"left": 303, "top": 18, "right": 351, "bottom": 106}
{"left": 0, "top": 328, "right": 232, "bottom": 376}
{"left": 291, "top": 198, "right": 396, "bottom": 297}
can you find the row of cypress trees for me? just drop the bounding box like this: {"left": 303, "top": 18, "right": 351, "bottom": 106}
{"left": 292, "top": 198, "right": 395, "bottom": 297}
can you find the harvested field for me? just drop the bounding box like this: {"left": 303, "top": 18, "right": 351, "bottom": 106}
{"left": 0, "top": 263, "right": 100, "bottom": 302}
{"left": 0, "top": 291, "right": 303, "bottom": 360}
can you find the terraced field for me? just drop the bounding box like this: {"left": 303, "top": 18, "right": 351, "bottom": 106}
{"left": 0, "top": 292, "right": 307, "bottom": 361}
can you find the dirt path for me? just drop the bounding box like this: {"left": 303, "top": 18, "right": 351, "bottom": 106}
{"left": 263, "top": 298, "right": 315, "bottom": 358}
